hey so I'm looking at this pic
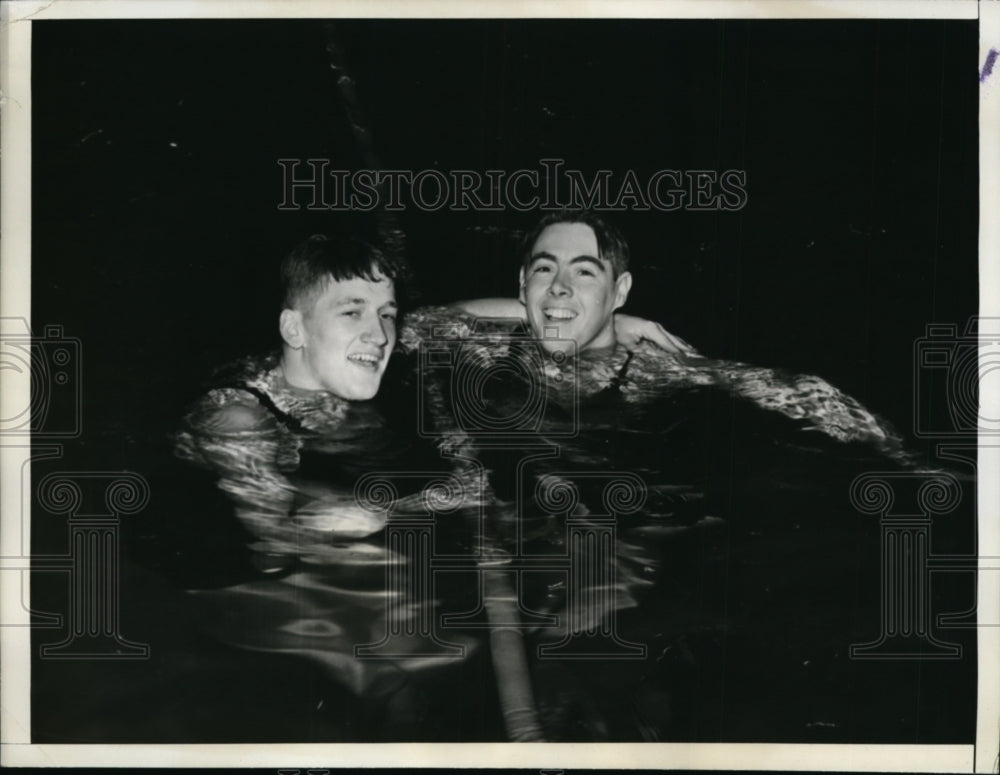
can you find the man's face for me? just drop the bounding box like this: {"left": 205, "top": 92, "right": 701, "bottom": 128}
{"left": 282, "top": 273, "right": 397, "bottom": 400}
{"left": 519, "top": 222, "right": 632, "bottom": 355}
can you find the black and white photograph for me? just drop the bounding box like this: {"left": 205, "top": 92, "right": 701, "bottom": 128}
{"left": 1, "top": 0, "right": 998, "bottom": 770}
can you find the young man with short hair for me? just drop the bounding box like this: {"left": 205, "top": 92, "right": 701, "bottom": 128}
{"left": 414, "top": 209, "right": 905, "bottom": 453}
{"left": 177, "top": 228, "right": 677, "bottom": 550}
{"left": 172, "top": 227, "right": 685, "bottom": 711}
{"left": 278, "top": 234, "right": 400, "bottom": 400}
{"left": 176, "top": 233, "right": 409, "bottom": 552}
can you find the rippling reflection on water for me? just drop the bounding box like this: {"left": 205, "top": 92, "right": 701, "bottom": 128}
{"left": 175, "top": 338, "right": 924, "bottom": 740}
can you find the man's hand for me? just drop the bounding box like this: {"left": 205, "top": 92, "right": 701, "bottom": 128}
{"left": 452, "top": 298, "right": 697, "bottom": 354}
{"left": 615, "top": 314, "right": 697, "bottom": 355}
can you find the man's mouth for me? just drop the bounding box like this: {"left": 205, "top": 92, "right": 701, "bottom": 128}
{"left": 347, "top": 352, "right": 383, "bottom": 370}
{"left": 542, "top": 307, "right": 577, "bottom": 322}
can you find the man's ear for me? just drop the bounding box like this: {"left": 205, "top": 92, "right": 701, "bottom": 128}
{"left": 613, "top": 271, "right": 633, "bottom": 310}
{"left": 518, "top": 267, "right": 527, "bottom": 304}
{"left": 279, "top": 308, "right": 305, "bottom": 349}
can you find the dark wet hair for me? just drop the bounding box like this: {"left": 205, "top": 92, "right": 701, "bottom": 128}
{"left": 280, "top": 232, "right": 411, "bottom": 312}
{"left": 519, "top": 210, "right": 630, "bottom": 279}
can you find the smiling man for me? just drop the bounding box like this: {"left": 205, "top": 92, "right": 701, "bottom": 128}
{"left": 278, "top": 235, "right": 398, "bottom": 400}
{"left": 519, "top": 212, "right": 633, "bottom": 356}
{"left": 404, "top": 208, "right": 909, "bottom": 455}
{"left": 177, "top": 229, "right": 679, "bottom": 554}
{"left": 172, "top": 234, "right": 481, "bottom": 717}
{"left": 176, "top": 233, "right": 409, "bottom": 555}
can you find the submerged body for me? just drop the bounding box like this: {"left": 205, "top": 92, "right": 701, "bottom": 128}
{"left": 174, "top": 353, "right": 485, "bottom": 706}
{"left": 400, "top": 306, "right": 919, "bottom": 739}
{"left": 173, "top": 304, "right": 918, "bottom": 740}
{"left": 400, "top": 305, "right": 910, "bottom": 456}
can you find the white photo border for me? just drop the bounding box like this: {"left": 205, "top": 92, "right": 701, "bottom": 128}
{"left": 1, "top": 0, "right": 996, "bottom": 771}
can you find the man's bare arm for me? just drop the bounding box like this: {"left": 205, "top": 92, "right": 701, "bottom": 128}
{"left": 453, "top": 298, "right": 696, "bottom": 354}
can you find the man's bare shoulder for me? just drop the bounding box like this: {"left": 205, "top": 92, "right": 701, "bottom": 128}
{"left": 184, "top": 388, "right": 280, "bottom": 436}
{"left": 398, "top": 304, "right": 524, "bottom": 353}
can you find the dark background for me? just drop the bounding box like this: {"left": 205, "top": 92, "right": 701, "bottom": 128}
{"left": 31, "top": 19, "right": 979, "bottom": 441}
{"left": 29, "top": 18, "right": 979, "bottom": 744}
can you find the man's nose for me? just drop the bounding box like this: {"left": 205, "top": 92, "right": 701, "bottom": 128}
{"left": 548, "top": 270, "right": 572, "bottom": 296}
{"left": 361, "top": 315, "right": 389, "bottom": 346}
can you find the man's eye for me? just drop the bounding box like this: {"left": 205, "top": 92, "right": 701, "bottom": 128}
{"left": 577, "top": 268, "right": 596, "bottom": 278}
{"left": 381, "top": 313, "right": 398, "bottom": 322}
{"left": 532, "top": 264, "right": 552, "bottom": 274}
{"left": 342, "top": 310, "right": 362, "bottom": 318}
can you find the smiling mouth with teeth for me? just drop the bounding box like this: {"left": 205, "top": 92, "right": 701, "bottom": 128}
{"left": 543, "top": 308, "right": 577, "bottom": 321}
{"left": 347, "top": 353, "right": 382, "bottom": 369}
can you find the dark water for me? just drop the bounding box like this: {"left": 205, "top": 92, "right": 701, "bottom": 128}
{"left": 31, "top": 335, "right": 978, "bottom": 744}
{"left": 25, "top": 16, "right": 980, "bottom": 745}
